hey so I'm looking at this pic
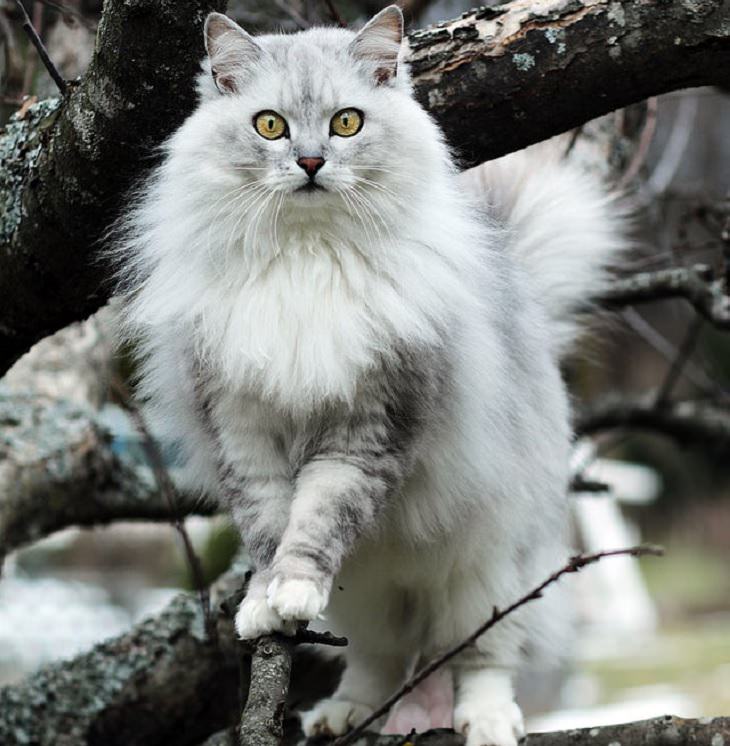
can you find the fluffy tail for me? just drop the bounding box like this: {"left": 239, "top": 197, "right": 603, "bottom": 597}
{"left": 461, "top": 138, "right": 626, "bottom": 355}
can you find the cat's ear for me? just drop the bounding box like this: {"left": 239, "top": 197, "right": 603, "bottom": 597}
{"left": 349, "top": 5, "right": 404, "bottom": 85}
{"left": 204, "top": 12, "right": 263, "bottom": 94}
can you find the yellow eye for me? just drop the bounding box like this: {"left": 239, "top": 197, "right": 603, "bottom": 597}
{"left": 254, "top": 111, "right": 287, "bottom": 140}
{"left": 330, "top": 108, "right": 363, "bottom": 138}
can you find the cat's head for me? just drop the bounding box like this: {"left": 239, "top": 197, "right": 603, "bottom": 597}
{"left": 181, "top": 7, "right": 444, "bottom": 226}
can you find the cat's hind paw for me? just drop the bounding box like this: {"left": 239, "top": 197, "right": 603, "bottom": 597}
{"left": 300, "top": 698, "right": 374, "bottom": 737}
{"left": 454, "top": 700, "right": 525, "bottom": 746}
{"left": 266, "top": 574, "right": 328, "bottom": 622}
{"left": 235, "top": 593, "right": 295, "bottom": 640}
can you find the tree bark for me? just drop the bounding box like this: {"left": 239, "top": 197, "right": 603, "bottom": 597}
{"left": 0, "top": 389, "right": 213, "bottom": 561}
{"left": 2, "top": 0, "right": 730, "bottom": 376}
{"left": 0, "top": 0, "right": 226, "bottom": 377}
{"left": 0, "top": 568, "right": 344, "bottom": 746}
{"left": 0, "top": 572, "right": 242, "bottom": 746}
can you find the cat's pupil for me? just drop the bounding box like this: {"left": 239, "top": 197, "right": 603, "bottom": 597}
{"left": 342, "top": 115, "right": 349, "bottom": 127}
{"left": 267, "top": 119, "right": 274, "bottom": 130}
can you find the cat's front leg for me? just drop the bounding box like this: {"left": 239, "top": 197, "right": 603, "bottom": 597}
{"left": 265, "top": 351, "right": 436, "bottom": 623}
{"left": 265, "top": 457, "right": 382, "bottom": 622}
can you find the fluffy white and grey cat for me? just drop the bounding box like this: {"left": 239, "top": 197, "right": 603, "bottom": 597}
{"left": 116, "top": 7, "right": 624, "bottom": 745}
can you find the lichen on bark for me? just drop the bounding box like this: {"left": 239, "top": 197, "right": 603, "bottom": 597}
{"left": 0, "top": 98, "right": 61, "bottom": 245}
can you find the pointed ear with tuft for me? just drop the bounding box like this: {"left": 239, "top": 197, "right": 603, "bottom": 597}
{"left": 204, "top": 12, "right": 263, "bottom": 95}
{"left": 349, "top": 5, "right": 404, "bottom": 85}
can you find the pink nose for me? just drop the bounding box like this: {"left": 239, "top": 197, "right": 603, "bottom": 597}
{"left": 297, "top": 156, "right": 325, "bottom": 178}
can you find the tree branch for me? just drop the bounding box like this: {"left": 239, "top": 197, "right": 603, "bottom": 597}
{"left": 407, "top": 0, "right": 730, "bottom": 169}
{"left": 299, "top": 716, "right": 730, "bottom": 745}
{"left": 2, "top": 0, "right": 730, "bottom": 376}
{"left": 597, "top": 264, "right": 730, "bottom": 328}
{"left": 576, "top": 394, "right": 730, "bottom": 447}
{"left": 0, "top": 388, "right": 214, "bottom": 561}
{"left": 0, "top": 567, "right": 343, "bottom": 745}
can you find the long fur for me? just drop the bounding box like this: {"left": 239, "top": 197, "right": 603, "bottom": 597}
{"left": 112, "top": 9, "right": 625, "bottom": 745}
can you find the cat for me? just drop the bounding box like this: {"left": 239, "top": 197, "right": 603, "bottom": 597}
{"left": 114, "top": 7, "right": 625, "bottom": 745}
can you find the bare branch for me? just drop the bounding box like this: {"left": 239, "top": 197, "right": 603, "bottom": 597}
{"left": 110, "top": 376, "right": 216, "bottom": 642}
{"left": 597, "top": 264, "right": 730, "bottom": 328}
{"left": 11, "top": 0, "right": 67, "bottom": 93}
{"left": 576, "top": 394, "right": 730, "bottom": 447}
{"left": 336, "top": 546, "right": 663, "bottom": 746}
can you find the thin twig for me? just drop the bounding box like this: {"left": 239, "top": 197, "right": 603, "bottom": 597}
{"left": 562, "top": 125, "right": 583, "bottom": 157}
{"left": 12, "top": 0, "right": 67, "bottom": 94}
{"left": 654, "top": 315, "right": 704, "bottom": 406}
{"left": 620, "top": 308, "right": 718, "bottom": 396}
{"left": 322, "top": 0, "right": 347, "bottom": 27}
{"left": 617, "top": 97, "right": 658, "bottom": 190}
{"left": 20, "top": 1, "right": 42, "bottom": 95}
{"left": 111, "top": 377, "right": 216, "bottom": 644}
{"left": 336, "top": 545, "right": 663, "bottom": 745}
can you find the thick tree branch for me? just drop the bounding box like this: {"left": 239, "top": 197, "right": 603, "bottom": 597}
{"left": 408, "top": 0, "right": 730, "bottom": 169}
{"left": 0, "top": 0, "right": 226, "bottom": 377}
{"left": 0, "top": 570, "right": 243, "bottom": 746}
{"left": 0, "top": 389, "right": 214, "bottom": 560}
{"left": 0, "top": 567, "right": 343, "bottom": 745}
{"left": 2, "top": 0, "right": 730, "bottom": 376}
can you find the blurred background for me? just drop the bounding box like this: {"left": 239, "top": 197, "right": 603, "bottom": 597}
{"left": 1, "top": 0, "right": 729, "bottom": 735}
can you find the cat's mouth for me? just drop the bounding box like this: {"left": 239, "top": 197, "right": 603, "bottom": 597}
{"left": 296, "top": 182, "right": 326, "bottom": 193}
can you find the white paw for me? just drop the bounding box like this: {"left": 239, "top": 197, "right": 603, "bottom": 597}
{"left": 454, "top": 700, "right": 525, "bottom": 746}
{"left": 300, "top": 698, "right": 374, "bottom": 737}
{"left": 235, "top": 593, "right": 295, "bottom": 640}
{"left": 266, "top": 575, "right": 328, "bottom": 622}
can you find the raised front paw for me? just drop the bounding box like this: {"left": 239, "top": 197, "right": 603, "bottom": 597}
{"left": 235, "top": 592, "right": 296, "bottom": 640}
{"left": 266, "top": 573, "right": 329, "bottom": 622}
{"left": 454, "top": 700, "right": 525, "bottom": 746}
{"left": 300, "top": 698, "right": 374, "bottom": 737}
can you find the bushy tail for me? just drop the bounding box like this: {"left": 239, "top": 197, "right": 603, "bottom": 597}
{"left": 461, "top": 138, "right": 626, "bottom": 355}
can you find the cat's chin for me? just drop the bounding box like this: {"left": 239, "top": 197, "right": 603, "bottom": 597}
{"left": 290, "top": 183, "right": 332, "bottom": 206}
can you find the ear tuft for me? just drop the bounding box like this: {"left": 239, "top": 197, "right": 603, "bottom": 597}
{"left": 350, "top": 5, "right": 404, "bottom": 85}
{"left": 204, "top": 12, "right": 262, "bottom": 94}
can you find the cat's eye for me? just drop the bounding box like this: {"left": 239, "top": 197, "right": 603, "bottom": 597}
{"left": 330, "top": 108, "right": 363, "bottom": 138}
{"left": 254, "top": 111, "right": 288, "bottom": 140}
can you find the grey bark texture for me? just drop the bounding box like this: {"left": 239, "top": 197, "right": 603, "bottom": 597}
{"left": 286, "top": 716, "right": 730, "bottom": 744}
{"left": 0, "top": 567, "right": 343, "bottom": 746}
{"left": 2, "top": 0, "right": 730, "bottom": 376}
{"left": 0, "top": 0, "right": 226, "bottom": 376}
{"left": 0, "top": 388, "right": 213, "bottom": 561}
{"left": 0, "top": 571, "right": 242, "bottom": 746}
{"left": 239, "top": 634, "right": 295, "bottom": 746}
